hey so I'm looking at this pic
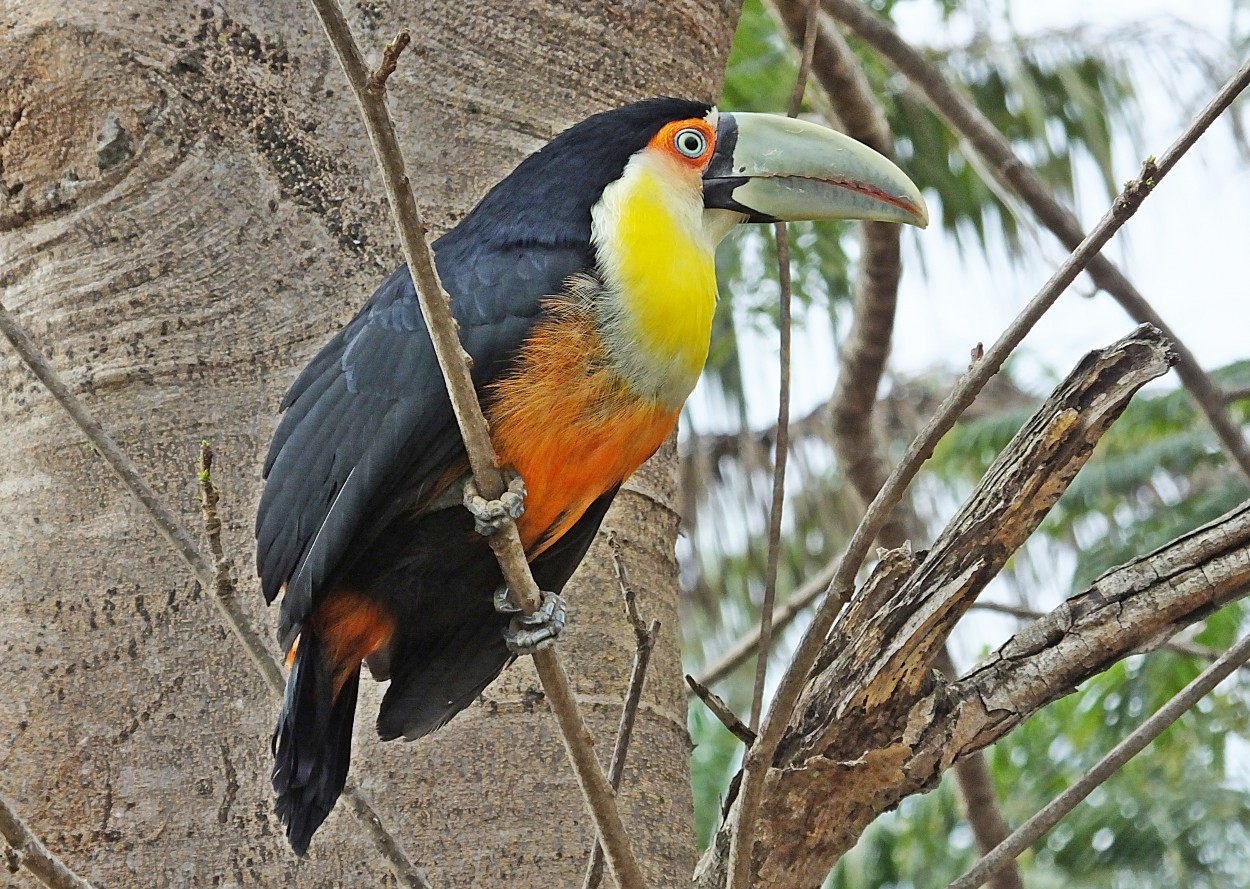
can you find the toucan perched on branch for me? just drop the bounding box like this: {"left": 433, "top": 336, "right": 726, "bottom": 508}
{"left": 256, "top": 97, "right": 927, "bottom": 854}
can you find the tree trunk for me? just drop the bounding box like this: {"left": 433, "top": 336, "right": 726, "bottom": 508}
{"left": 0, "top": 2, "right": 736, "bottom": 884}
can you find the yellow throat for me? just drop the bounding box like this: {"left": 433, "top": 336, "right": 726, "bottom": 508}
{"left": 590, "top": 149, "right": 737, "bottom": 408}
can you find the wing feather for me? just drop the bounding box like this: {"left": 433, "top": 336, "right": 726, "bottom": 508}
{"left": 256, "top": 242, "right": 591, "bottom": 638}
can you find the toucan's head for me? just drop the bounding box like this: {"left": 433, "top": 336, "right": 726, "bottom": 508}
{"left": 446, "top": 97, "right": 927, "bottom": 254}
{"left": 437, "top": 98, "right": 928, "bottom": 405}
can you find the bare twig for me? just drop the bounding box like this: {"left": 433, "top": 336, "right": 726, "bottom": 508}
{"left": 692, "top": 560, "right": 834, "bottom": 692}
{"left": 0, "top": 303, "right": 432, "bottom": 886}
{"left": 686, "top": 675, "right": 758, "bottom": 746}
{"left": 824, "top": 0, "right": 1250, "bottom": 485}
{"left": 718, "top": 53, "right": 1250, "bottom": 886}
{"left": 787, "top": 0, "right": 822, "bottom": 115}
{"left": 368, "top": 30, "right": 410, "bottom": 90}
{"left": 195, "top": 446, "right": 432, "bottom": 885}
{"left": 948, "top": 627, "right": 1250, "bottom": 889}
{"left": 0, "top": 300, "right": 285, "bottom": 698}
{"left": 0, "top": 794, "right": 94, "bottom": 889}
{"left": 305, "top": 5, "right": 644, "bottom": 886}
{"left": 339, "top": 782, "right": 435, "bottom": 889}
{"left": 750, "top": 221, "right": 792, "bottom": 734}
{"left": 748, "top": 0, "right": 818, "bottom": 752}
{"left": 769, "top": 0, "right": 907, "bottom": 531}
{"left": 197, "top": 442, "right": 235, "bottom": 601}
{"left": 582, "top": 542, "right": 661, "bottom": 889}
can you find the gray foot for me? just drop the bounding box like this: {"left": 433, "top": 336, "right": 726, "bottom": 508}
{"left": 463, "top": 470, "right": 526, "bottom": 536}
{"left": 500, "top": 590, "right": 567, "bottom": 655}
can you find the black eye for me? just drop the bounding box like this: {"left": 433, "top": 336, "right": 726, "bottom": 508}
{"left": 674, "top": 127, "right": 707, "bottom": 158}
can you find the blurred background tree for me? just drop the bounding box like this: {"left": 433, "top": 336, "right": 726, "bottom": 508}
{"left": 681, "top": 0, "right": 1250, "bottom": 885}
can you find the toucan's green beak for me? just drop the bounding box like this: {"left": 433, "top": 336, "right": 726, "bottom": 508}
{"left": 703, "top": 112, "right": 929, "bottom": 229}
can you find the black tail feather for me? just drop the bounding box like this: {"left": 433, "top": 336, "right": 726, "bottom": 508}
{"left": 376, "top": 613, "right": 512, "bottom": 742}
{"left": 272, "top": 629, "right": 359, "bottom": 855}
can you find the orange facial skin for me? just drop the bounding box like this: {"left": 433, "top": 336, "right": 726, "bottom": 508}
{"left": 649, "top": 117, "right": 717, "bottom": 171}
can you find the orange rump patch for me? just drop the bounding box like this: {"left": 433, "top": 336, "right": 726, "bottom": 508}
{"left": 311, "top": 590, "right": 396, "bottom": 698}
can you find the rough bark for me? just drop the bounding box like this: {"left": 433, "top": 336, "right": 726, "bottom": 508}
{"left": 0, "top": 2, "right": 735, "bottom": 885}
{"left": 691, "top": 327, "right": 1249, "bottom": 886}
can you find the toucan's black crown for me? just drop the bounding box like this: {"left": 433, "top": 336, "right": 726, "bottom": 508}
{"left": 438, "top": 98, "right": 713, "bottom": 254}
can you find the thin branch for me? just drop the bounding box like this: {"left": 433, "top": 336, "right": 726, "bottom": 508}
{"left": 750, "top": 222, "right": 792, "bottom": 734}
{"left": 0, "top": 300, "right": 285, "bottom": 698}
{"left": 0, "top": 795, "right": 95, "bottom": 889}
{"left": 368, "top": 29, "right": 410, "bottom": 91}
{"left": 339, "top": 782, "right": 435, "bottom": 889}
{"left": 1224, "top": 384, "right": 1250, "bottom": 403}
{"left": 787, "top": 0, "right": 822, "bottom": 115}
{"left": 582, "top": 541, "right": 661, "bottom": 889}
{"left": 823, "top": 0, "right": 1250, "bottom": 485}
{"left": 717, "top": 52, "right": 1250, "bottom": 885}
{"left": 0, "top": 302, "right": 432, "bottom": 886}
{"left": 747, "top": 0, "right": 820, "bottom": 743}
{"left": 305, "top": 6, "right": 645, "bottom": 886}
{"left": 197, "top": 442, "right": 235, "bottom": 601}
{"left": 196, "top": 443, "right": 432, "bottom": 885}
{"left": 693, "top": 559, "right": 833, "bottom": 694}
{"left": 686, "top": 675, "right": 758, "bottom": 746}
{"left": 947, "top": 627, "right": 1250, "bottom": 889}
{"left": 769, "top": 16, "right": 1023, "bottom": 878}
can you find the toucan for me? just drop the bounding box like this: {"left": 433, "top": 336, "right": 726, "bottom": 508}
{"left": 256, "top": 97, "right": 927, "bottom": 854}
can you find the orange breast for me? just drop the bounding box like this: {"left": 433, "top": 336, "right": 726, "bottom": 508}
{"left": 487, "top": 303, "right": 679, "bottom": 556}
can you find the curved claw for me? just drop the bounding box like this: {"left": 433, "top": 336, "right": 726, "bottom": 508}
{"left": 493, "top": 584, "right": 521, "bottom": 615}
{"left": 503, "top": 591, "right": 567, "bottom": 655}
{"left": 463, "top": 469, "right": 527, "bottom": 536}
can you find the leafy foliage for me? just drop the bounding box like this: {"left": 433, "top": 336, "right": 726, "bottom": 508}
{"left": 683, "top": 0, "right": 1250, "bottom": 884}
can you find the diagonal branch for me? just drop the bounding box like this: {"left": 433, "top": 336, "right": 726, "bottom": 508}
{"left": 0, "top": 301, "right": 433, "bottom": 889}
{"left": 699, "top": 325, "right": 1191, "bottom": 886}
{"left": 305, "top": 5, "right": 645, "bottom": 887}
{"left": 823, "top": 0, "right": 1250, "bottom": 485}
{"left": 741, "top": 495, "right": 1250, "bottom": 886}
{"left": 707, "top": 55, "right": 1250, "bottom": 886}
{"left": 973, "top": 600, "right": 1245, "bottom": 669}
{"left": 582, "top": 541, "right": 661, "bottom": 889}
{"left": 788, "top": 327, "right": 1176, "bottom": 765}
{"left": 0, "top": 795, "right": 94, "bottom": 889}
{"left": 948, "top": 625, "right": 1250, "bottom": 889}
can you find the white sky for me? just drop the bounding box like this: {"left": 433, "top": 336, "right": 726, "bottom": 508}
{"left": 894, "top": 0, "right": 1249, "bottom": 381}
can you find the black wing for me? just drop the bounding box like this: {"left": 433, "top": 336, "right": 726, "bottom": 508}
{"left": 256, "top": 238, "right": 592, "bottom": 646}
